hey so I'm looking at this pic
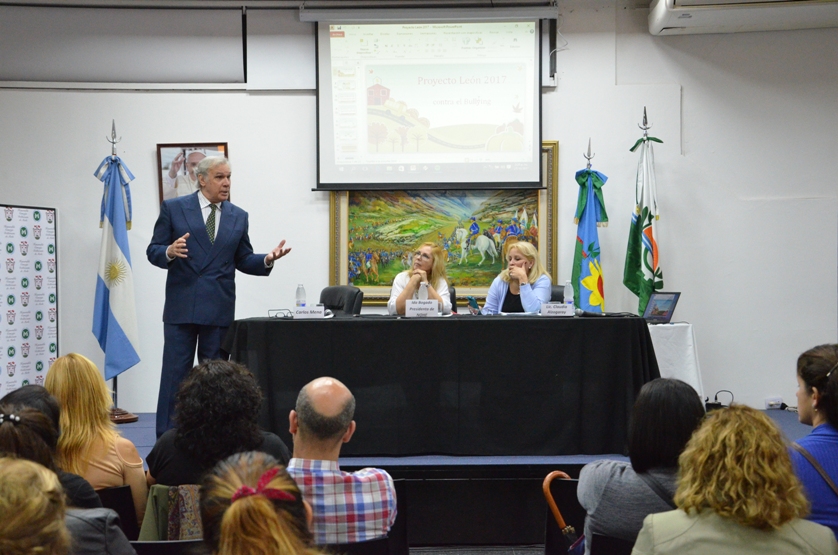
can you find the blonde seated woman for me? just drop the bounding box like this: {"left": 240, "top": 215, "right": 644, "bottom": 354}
{"left": 632, "top": 405, "right": 838, "bottom": 555}
{"left": 0, "top": 457, "right": 70, "bottom": 555}
{"left": 388, "top": 242, "right": 452, "bottom": 315}
{"left": 201, "top": 451, "right": 323, "bottom": 555}
{"left": 481, "top": 241, "right": 551, "bottom": 314}
{"left": 45, "top": 353, "right": 148, "bottom": 526}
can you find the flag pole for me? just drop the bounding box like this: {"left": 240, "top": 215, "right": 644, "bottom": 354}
{"left": 104, "top": 121, "right": 138, "bottom": 425}
{"left": 624, "top": 108, "right": 664, "bottom": 314}
{"left": 583, "top": 137, "right": 594, "bottom": 170}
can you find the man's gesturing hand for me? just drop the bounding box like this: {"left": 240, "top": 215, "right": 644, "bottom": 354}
{"left": 167, "top": 233, "right": 190, "bottom": 259}
{"left": 266, "top": 240, "right": 292, "bottom": 264}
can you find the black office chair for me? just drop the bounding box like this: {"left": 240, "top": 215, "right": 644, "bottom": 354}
{"left": 96, "top": 485, "right": 139, "bottom": 541}
{"left": 449, "top": 285, "right": 458, "bottom": 313}
{"left": 590, "top": 534, "right": 634, "bottom": 555}
{"left": 550, "top": 284, "right": 565, "bottom": 303}
{"left": 323, "top": 537, "right": 390, "bottom": 555}
{"left": 320, "top": 285, "right": 364, "bottom": 316}
{"left": 130, "top": 540, "right": 204, "bottom": 555}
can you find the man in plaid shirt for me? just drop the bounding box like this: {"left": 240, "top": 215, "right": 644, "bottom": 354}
{"left": 287, "top": 377, "right": 397, "bottom": 545}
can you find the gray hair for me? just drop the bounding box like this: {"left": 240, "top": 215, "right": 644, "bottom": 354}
{"left": 195, "top": 156, "right": 231, "bottom": 183}
{"left": 295, "top": 387, "right": 355, "bottom": 442}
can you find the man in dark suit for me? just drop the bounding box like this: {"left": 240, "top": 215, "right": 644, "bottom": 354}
{"left": 147, "top": 156, "right": 290, "bottom": 438}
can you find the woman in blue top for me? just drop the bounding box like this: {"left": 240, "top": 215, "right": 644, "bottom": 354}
{"left": 481, "top": 241, "right": 551, "bottom": 314}
{"left": 791, "top": 343, "right": 838, "bottom": 539}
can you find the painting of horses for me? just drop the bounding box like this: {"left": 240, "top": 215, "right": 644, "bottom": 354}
{"left": 347, "top": 190, "right": 539, "bottom": 289}
{"left": 330, "top": 141, "right": 558, "bottom": 304}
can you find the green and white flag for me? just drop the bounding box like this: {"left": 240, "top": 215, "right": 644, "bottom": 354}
{"left": 624, "top": 134, "right": 663, "bottom": 314}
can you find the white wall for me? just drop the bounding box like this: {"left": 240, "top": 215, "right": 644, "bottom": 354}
{"left": 544, "top": 2, "right": 838, "bottom": 408}
{"left": 0, "top": 90, "right": 327, "bottom": 410}
{"left": 0, "top": 2, "right": 835, "bottom": 412}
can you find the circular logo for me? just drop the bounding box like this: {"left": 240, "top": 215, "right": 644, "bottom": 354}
{"left": 21, "top": 329, "right": 29, "bottom": 339}
{"left": 21, "top": 379, "right": 30, "bottom": 386}
{"left": 7, "top": 347, "right": 15, "bottom": 357}
{"left": 6, "top": 295, "right": 14, "bottom": 306}
{"left": 19, "top": 227, "right": 28, "bottom": 238}
{"left": 5, "top": 243, "right": 12, "bottom": 254}
{"left": 35, "top": 361, "right": 44, "bottom": 371}
{"left": 35, "top": 311, "right": 43, "bottom": 321}
{"left": 49, "top": 293, "right": 56, "bottom": 304}
{"left": 20, "top": 278, "right": 29, "bottom": 288}
{"left": 49, "top": 343, "right": 57, "bottom": 353}
{"left": 48, "top": 244, "right": 55, "bottom": 254}
{"left": 33, "top": 211, "right": 41, "bottom": 221}
{"left": 35, "top": 261, "right": 42, "bottom": 271}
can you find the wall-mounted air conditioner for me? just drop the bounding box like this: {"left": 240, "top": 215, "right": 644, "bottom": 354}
{"left": 649, "top": 0, "right": 838, "bottom": 35}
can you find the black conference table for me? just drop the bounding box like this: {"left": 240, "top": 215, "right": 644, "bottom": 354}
{"left": 223, "top": 314, "right": 659, "bottom": 457}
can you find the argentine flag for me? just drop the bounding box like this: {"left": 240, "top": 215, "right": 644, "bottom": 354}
{"left": 93, "top": 156, "right": 140, "bottom": 380}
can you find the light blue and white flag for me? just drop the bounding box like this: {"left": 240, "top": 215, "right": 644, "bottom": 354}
{"left": 93, "top": 156, "right": 140, "bottom": 380}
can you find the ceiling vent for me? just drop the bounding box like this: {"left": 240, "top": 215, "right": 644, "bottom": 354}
{"left": 649, "top": 0, "right": 838, "bottom": 35}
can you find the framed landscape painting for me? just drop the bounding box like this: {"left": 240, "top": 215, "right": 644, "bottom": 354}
{"left": 329, "top": 141, "right": 558, "bottom": 304}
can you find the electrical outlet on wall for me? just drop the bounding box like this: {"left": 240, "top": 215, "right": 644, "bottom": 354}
{"left": 765, "top": 397, "right": 783, "bottom": 410}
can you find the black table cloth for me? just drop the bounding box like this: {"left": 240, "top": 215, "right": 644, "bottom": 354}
{"left": 223, "top": 314, "right": 659, "bottom": 457}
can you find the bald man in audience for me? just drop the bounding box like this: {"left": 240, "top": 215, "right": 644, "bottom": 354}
{"left": 287, "top": 377, "right": 397, "bottom": 545}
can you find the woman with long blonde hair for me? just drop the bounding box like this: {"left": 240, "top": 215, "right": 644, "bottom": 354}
{"left": 632, "top": 405, "right": 837, "bottom": 554}
{"left": 481, "top": 240, "right": 550, "bottom": 314}
{"left": 388, "top": 242, "right": 452, "bottom": 315}
{"left": 45, "top": 353, "right": 147, "bottom": 525}
{"left": 201, "top": 451, "right": 323, "bottom": 555}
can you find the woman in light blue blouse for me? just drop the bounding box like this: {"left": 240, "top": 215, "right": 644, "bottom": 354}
{"left": 481, "top": 241, "right": 551, "bottom": 314}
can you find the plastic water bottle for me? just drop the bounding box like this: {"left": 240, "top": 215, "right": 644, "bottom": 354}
{"left": 295, "top": 284, "right": 306, "bottom": 307}
{"left": 418, "top": 282, "right": 429, "bottom": 300}
{"left": 564, "top": 280, "right": 574, "bottom": 307}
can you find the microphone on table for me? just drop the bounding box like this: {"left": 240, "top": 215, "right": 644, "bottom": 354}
{"left": 575, "top": 308, "right": 606, "bottom": 317}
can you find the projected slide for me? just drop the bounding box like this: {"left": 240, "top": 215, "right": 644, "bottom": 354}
{"left": 362, "top": 62, "right": 529, "bottom": 156}
{"left": 318, "top": 21, "right": 541, "bottom": 189}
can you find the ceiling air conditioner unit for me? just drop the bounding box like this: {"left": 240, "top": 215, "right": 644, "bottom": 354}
{"left": 649, "top": 0, "right": 838, "bottom": 35}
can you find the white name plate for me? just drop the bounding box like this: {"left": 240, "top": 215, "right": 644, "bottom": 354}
{"left": 540, "top": 302, "right": 574, "bottom": 317}
{"left": 405, "top": 300, "right": 440, "bottom": 318}
{"left": 294, "top": 305, "right": 326, "bottom": 319}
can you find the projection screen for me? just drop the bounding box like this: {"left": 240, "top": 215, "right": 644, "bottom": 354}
{"left": 316, "top": 20, "right": 542, "bottom": 190}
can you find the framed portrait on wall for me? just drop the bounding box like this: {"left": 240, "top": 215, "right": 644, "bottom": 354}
{"left": 156, "top": 143, "right": 228, "bottom": 204}
{"left": 329, "top": 141, "right": 559, "bottom": 305}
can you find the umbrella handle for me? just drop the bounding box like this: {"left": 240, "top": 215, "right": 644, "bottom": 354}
{"left": 542, "top": 470, "right": 574, "bottom": 533}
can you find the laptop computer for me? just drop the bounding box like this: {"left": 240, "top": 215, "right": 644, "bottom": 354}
{"left": 643, "top": 291, "right": 681, "bottom": 324}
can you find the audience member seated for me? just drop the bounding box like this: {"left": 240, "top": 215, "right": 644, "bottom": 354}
{"left": 0, "top": 385, "right": 102, "bottom": 509}
{"left": 0, "top": 446, "right": 134, "bottom": 555}
{"left": 147, "top": 359, "right": 290, "bottom": 487}
{"left": 287, "top": 377, "right": 397, "bottom": 544}
{"left": 578, "top": 379, "right": 704, "bottom": 553}
{"left": 0, "top": 457, "right": 70, "bottom": 555}
{"left": 201, "top": 451, "right": 323, "bottom": 555}
{"left": 633, "top": 405, "right": 838, "bottom": 555}
{"left": 45, "top": 353, "right": 147, "bottom": 525}
{"left": 791, "top": 343, "right": 838, "bottom": 539}
{"left": 481, "top": 241, "right": 550, "bottom": 314}
{"left": 64, "top": 507, "right": 137, "bottom": 555}
{"left": 0, "top": 402, "right": 101, "bottom": 510}
{"left": 388, "top": 242, "right": 452, "bottom": 315}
